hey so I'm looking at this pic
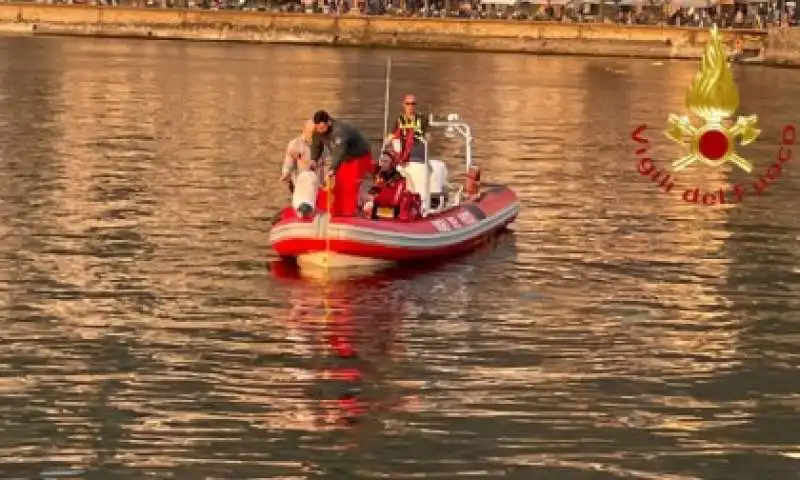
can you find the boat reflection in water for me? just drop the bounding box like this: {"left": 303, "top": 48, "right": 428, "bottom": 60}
{"left": 270, "top": 260, "right": 420, "bottom": 430}
{"left": 268, "top": 229, "right": 514, "bottom": 432}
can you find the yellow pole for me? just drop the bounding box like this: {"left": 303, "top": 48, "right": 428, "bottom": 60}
{"left": 320, "top": 175, "right": 335, "bottom": 372}
{"left": 324, "top": 175, "right": 334, "bottom": 277}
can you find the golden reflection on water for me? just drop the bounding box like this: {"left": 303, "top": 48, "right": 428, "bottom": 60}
{"left": 0, "top": 37, "right": 799, "bottom": 479}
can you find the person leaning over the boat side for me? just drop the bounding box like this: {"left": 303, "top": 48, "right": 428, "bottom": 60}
{"left": 281, "top": 119, "right": 323, "bottom": 218}
{"left": 280, "top": 119, "right": 317, "bottom": 190}
{"left": 392, "top": 94, "right": 430, "bottom": 163}
{"left": 310, "top": 110, "right": 374, "bottom": 217}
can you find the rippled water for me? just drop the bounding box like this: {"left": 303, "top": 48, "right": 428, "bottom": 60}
{"left": 0, "top": 35, "right": 799, "bottom": 479}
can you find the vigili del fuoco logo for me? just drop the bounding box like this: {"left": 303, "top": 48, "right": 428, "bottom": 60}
{"left": 630, "top": 25, "right": 795, "bottom": 206}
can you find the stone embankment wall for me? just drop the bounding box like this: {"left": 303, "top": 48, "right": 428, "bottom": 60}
{"left": 0, "top": 4, "right": 775, "bottom": 62}
{"left": 762, "top": 27, "right": 800, "bottom": 66}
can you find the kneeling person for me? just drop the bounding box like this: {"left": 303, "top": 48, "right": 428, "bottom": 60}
{"left": 362, "top": 151, "right": 408, "bottom": 219}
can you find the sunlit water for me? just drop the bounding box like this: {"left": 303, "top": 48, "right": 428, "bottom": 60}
{"left": 0, "top": 36, "right": 799, "bottom": 479}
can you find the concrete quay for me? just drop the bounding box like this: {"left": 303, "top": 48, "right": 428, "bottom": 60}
{"left": 0, "top": 4, "right": 796, "bottom": 66}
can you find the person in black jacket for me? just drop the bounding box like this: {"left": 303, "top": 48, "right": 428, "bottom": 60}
{"left": 310, "top": 110, "right": 375, "bottom": 216}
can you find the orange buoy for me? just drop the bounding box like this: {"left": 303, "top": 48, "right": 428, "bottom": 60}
{"left": 465, "top": 166, "right": 481, "bottom": 196}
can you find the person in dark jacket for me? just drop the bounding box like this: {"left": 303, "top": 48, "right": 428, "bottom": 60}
{"left": 310, "top": 110, "right": 375, "bottom": 216}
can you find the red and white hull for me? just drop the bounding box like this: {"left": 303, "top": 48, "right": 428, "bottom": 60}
{"left": 269, "top": 185, "right": 519, "bottom": 268}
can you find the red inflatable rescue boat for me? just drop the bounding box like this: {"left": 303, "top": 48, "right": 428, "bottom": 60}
{"left": 269, "top": 113, "right": 520, "bottom": 269}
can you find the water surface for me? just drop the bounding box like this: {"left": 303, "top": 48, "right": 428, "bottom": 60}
{"left": 0, "top": 36, "right": 799, "bottom": 479}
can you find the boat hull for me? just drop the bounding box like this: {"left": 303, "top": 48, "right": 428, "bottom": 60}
{"left": 269, "top": 185, "right": 519, "bottom": 265}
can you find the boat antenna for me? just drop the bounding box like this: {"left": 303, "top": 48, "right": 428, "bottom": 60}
{"left": 381, "top": 55, "right": 392, "bottom": 142}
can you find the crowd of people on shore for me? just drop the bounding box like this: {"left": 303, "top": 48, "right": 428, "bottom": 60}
{"left": 61, "top": 0, "right": 797, "bottom": 28}
{"left": 273, "top": 0, "right": 796, "bottom": 28}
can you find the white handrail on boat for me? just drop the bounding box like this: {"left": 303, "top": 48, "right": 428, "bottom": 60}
{"left": 428, "top": 113, "right": 473, "bottom": 174}
{"left": 419, "top": 137, "right": 430, "bottom": 217}
{"left": 416, "top": 113, "right": 473, "bottom": 218}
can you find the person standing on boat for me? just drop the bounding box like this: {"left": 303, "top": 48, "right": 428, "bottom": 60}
{"left": 280, "top": 119, "right": 317, "bottom": 189}
{"left": 310, "top": 110, "right": 374, "bottom": 217}
{"left": 281, "top": 119, "right": 323, "bottom": 218}
{"left": 392, "top": 94, "right": 430, "bottom": 163}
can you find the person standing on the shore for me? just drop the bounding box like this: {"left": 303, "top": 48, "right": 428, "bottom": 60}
{"left": 310, "top": 110, "right": 374, "bottom": 217}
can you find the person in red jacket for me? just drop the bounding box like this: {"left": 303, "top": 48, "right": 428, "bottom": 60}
{"left": 362, "top": 150, "right": 407, "bottom": 219}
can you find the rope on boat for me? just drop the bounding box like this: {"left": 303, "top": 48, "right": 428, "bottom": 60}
{"left": 324, "top": 175, "right": 334, "bottom": 275}
{"left": 319, "top": 175, "right": 335, "bottom": 365}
